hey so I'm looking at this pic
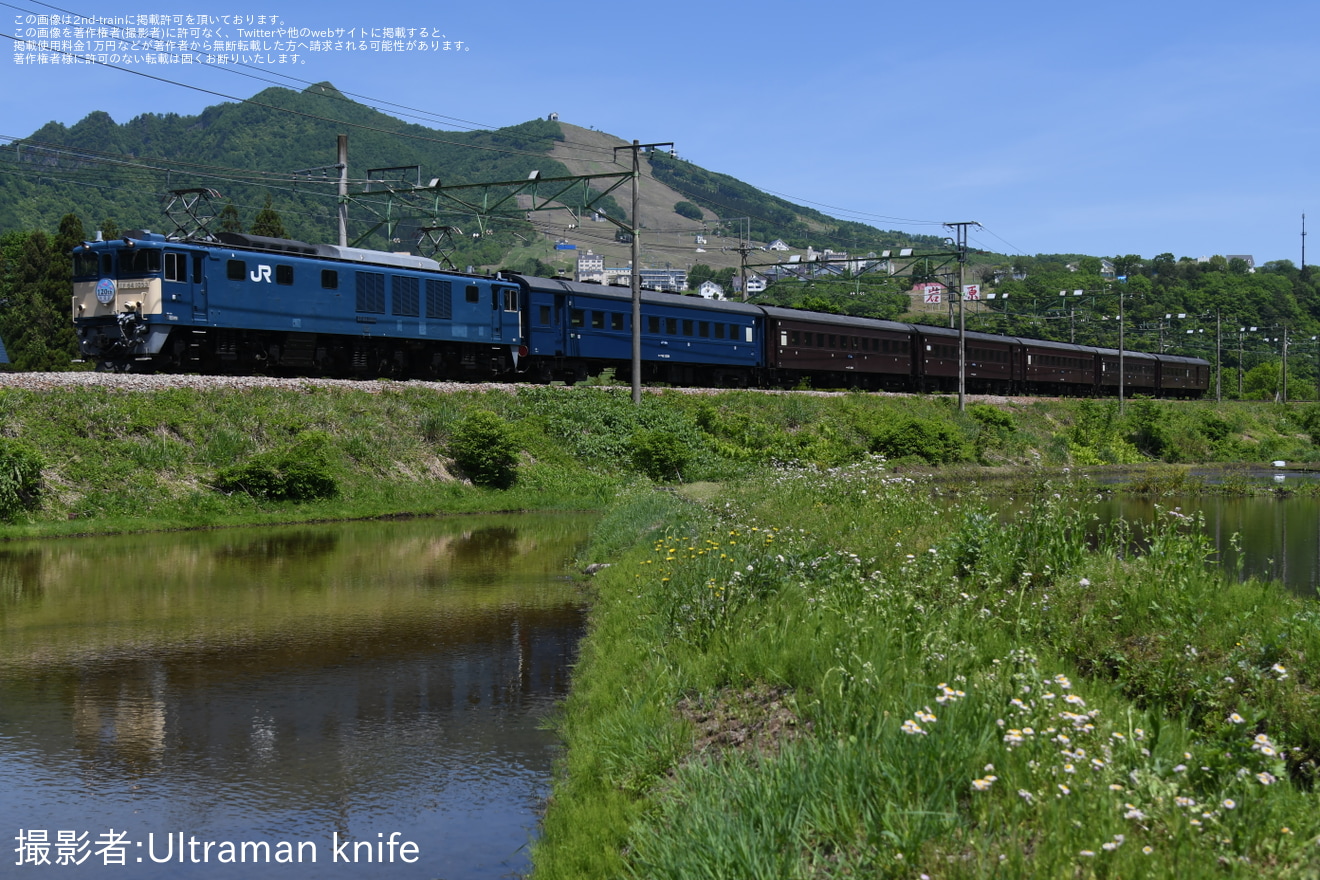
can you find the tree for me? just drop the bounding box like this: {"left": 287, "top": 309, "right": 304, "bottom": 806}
{"left": 0, "top": 225, "right": 79, "bottom": 371}
{"left": 686, "top": 264, "right": 715, "bottom": 290}
{"left": 1111, "top": 254, "right": 1143, "bottom": 278}
{"left": 218, "top": 202, "right": 244, "bottom": 234}
{"left": 673, "top": 201, "right": 703, "bottom": 221}
{"left": 251, "top": 195, "right": 287, "bottom": 238}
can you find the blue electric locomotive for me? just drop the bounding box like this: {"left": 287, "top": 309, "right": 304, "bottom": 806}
{"left": 72, "top": 231, "right": 523, "bottom": 377}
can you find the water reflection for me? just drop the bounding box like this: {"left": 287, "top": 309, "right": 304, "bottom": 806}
{"left": 0, "top": 513, "right": 594, "bottom": 878}
{"left": 1091, "top": 494, "right": 1320, "bottom": 597}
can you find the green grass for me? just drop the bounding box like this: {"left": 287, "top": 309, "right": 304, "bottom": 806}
{"left": 534, "top": 463, "right": 1320, "bottom": 879}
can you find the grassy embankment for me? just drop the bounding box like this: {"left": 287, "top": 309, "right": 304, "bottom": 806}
{"left": 536, "top": 466, "right": 1320, "bottom": 878}
{"left": 2, "top": 383, "right": 1319, "bottom": 539}
{"left": 5, "top": 383, "right": 1320, "bottom": 874}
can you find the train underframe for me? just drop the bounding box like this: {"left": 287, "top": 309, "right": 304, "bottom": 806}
{"left": 84, "top": 322, "right": 516, "bottom": 380}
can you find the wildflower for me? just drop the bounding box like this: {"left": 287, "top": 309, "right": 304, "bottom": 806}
{"left": 971, "top": 775, "right": 997, "bottom": 791}
{"left": 1142, "top": 846, "right": 1154, "bottom": 855}
{"left": 1272, "top": 663, "right": 1288, "bottom": 679}
{"left": 901, "top": 719, "right": 927, "bottom": 736}
{"left": 1079, "top": 578, "right": 1091, "bottom": 587}
{"left": 1190, "top": 819, "right": 1202, "bottom": 827}
{"left": 1017, "top": 789, "right": 1033, "bottom": 802}
{"left": 1173, "top": 764, "right": 1187, "bottom": 773}
{"left": 1102, "top": 841, "right": 1119, "bottom": 851}
{"left": 1222, "top": 799, "right": 1237, "bottom": 810}
{"left": 1079, "top": 850, "right": 1095, "bottom": 857}
{"left": 1109, "top": 783, "right": 1124, "bottom": 791}
{"left": 1282, "top": 827, "right": 1293, "bottom": 835}
{"left": 1175, "top": 797, "right": 1195, "bottom": 808}
{"left": 1228, "top": 712, "right": 1245, "bottom": 724}
{"left": 1257, "top": 772, "right": 1276, "bottom": 785}
{"left": 1064, "top": 694, "right": 1086, "bottom": 707}
{"left": 1058, "top": 784, "right": 1071, "bottom": 795}
{"left": 1125, "top": 807, "right": 1146, "bottom": 820}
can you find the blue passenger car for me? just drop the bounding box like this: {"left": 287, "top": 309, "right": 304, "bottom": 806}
{"left": 71, "top": 231, "right": 522, "bottom": 377}
{"left": 512, "top": 276, "right": 763, "bottom": 385}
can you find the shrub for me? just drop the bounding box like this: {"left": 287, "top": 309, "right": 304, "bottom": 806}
{"left": 673, "top": 201, "right": 703, "bottom": 221}
{"left": 630, "top": 429, "right": 692, "bottom": 482}
{"left": 448, "top": 411, "right": 519, "bottom": 489}
{"left": 866, "top": 416, "right": 969, "bottom": 464}
{"left": 213, "top": 431, "right": 339, "bottom": 501}
{"left": 0, "top": 438, "right": 43, "bottom": 521}
{"left": 968, "top": 403, "right": 1016, "bottom": 433}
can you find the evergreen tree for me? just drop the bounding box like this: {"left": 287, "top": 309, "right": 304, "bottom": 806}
{"left": 218, "top": 202, "right": 244, "bottom": 234}
{"left": 251, "top": 195, "right": 287, "bottom": 238}
{"left": 0, "top": 229, "right": 77, "bottom": 371}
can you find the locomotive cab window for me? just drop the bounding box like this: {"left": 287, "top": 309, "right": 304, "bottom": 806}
{"left": 465, "top": 285, "right": 480, "bottom": 304}
{"left": 538, "top": 305, "right": 551, "bottom": 325}
{"left": 227, "top": 259, "right": 246, "bottom": 281}
{"left": 123, "top": 248, "right": 161, "bottom": 276}
{"left": 502, "top": 289, "right": 518, "bottom": 312}
{"left": 275, "top": 265, "right": 294, "bottom": 286}
{"left": 321, "top": 269, "right": 339, "bottom": 290}
{"left": 164, "top": 252, "right": 188, "bottom": 282}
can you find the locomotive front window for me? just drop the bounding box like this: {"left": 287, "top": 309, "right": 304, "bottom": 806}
{"left": 227, "top": 259, "right": 246, "bottom": 281}
{"left": 73, "top": 252, "right": 99, "bottom": 279}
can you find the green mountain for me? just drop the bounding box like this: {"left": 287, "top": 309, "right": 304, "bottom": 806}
{"left": 0, "top": 82, "right": 945, "bottom": 270}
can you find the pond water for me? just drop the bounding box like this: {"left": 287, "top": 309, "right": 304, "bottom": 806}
{"left": 1094, "top": 492, "right": 1320, "bottom": 597}
{"left": 0, "top": 513, "right": 595, "bottom": 878}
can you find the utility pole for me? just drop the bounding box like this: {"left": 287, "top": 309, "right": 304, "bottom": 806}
{"left": 1282, "top": 326, "right": 1289, "bottom": 403}
{"left": 613, "top": 140, "right": 673, "bottom": 405}
{"left": 944, "top": 221, "right": 980, "bottom": 412}
{"left": 1215, "top": 310, "right": 1222, "bottom": 403}
{"left": 337, "top": 134, "right": 348, "bottom": 247}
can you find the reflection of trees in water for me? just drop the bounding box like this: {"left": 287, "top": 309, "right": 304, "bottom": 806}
{"left": 213, "top": 530, "right": 341, "bottom": 566}
{"left": 452, "top": 526, "right": 520, "bottom": 566}
{"left": 2, "top": 603, "right": 585, "bottom": 789}
{"left": 0, "top": 549, "right": 47, "bottom": 605}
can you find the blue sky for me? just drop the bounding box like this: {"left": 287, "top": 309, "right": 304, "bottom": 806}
{"left": 4, "top": 0, "right": 1318, "bottom": 264}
